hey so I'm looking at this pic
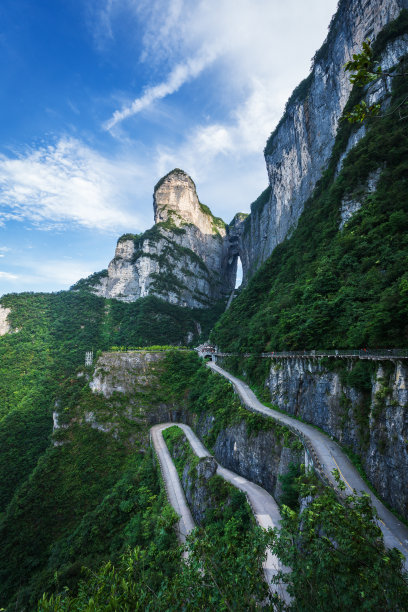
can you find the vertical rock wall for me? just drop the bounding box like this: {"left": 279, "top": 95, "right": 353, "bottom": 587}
{"left": 266, "top": 358, "right": 408, "bottom": 519}
{"left": 241, "top": 0, "right": 408, "bottom": 281}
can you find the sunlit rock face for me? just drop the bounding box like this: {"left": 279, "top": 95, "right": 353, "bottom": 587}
{"left": 0, "top": 306, "right": 11, "bottom": 336}
{"left": 91, "top": 169, "right": 235, "bottom": 308}
{"left": 241, "top": 0, "right": 408, "bottom": 281}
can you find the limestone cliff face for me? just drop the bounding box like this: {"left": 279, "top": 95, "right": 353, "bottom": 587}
{"left": 241, "top": 0, "right": 408, "bottom": 280}
{"left": 91, "top": 169, "right": 234, "bottom": 308}
{"left": 196, "top": 414, "right": 303, "bottom": 503}
{"left": 0, "top": 306, "right": 11, "bottom": 336}
{"left": 266, "top": 358, "right": 408, "bottom": 519}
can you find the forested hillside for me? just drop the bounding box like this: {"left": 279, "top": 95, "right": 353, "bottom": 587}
{"left": 0, "top": 291, "right": 221, "bottom": 550}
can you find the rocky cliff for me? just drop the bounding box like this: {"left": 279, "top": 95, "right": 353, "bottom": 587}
{"left": 87, "top": 169, "right": 236, "bottom": 308}
{"left": 196, "top": 416, "right": 303, "bottom": 504}
{"left": 240, "top": 0, "right": 408, "bottom": 281}
{"left": 266, "top": 357, "right": 408, "bottom": 519}
{"left": 0, "top": 306, "right": 10, "bottom": 336}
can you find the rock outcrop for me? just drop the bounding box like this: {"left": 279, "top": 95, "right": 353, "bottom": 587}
{"left": 266, "top": 357, "right": 408, "bottom": 519}
{"left": 88, "top": 169, "right": 236, "bottom": 308}
{"left": 196, "top": 414, "right": 303, "bottom": 503}
{"left": 0, "top": 306, "right": 11, "bottom": 336}
{"left": 240, "top": 0, "right": 408, "bottom": 281}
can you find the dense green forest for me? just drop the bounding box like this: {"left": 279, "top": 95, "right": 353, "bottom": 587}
{"left": 212, "top": 14, "right": 408, "bottom": 353}
{"left": 0, "top": 291, "right": 221, "bottom": 515}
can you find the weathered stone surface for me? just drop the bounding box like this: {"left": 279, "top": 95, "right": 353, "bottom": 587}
{"left": 266, "top": 358, "right": 408, "bottom": 519}
{"left": 339, "top": 168, "right": 381, "bottom": 229}
{"left": 86, "top": 351, "right": 195, "bottom": 435}
{"left": 92, "top": 169, "right": 235, "bottom": 308}
{"left": 196, "top": 418, "right": 302, "bottom": 502}
{"left": 241, "top": 0, "right": 408, "bottom": 281}
{"left": 90, "top": 351, "right": 164, "bottom": 398}
{"left": 0, "top": 305, "right": 11, "bottom": 336}
{"left": 182, "top": 456, "right": 218, "bottom": 525}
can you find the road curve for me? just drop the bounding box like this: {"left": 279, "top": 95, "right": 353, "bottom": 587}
{"left": 150, "top": 423, "right": 195, "bottom": 545}
{"left": 208, "top": 361, "right": 408, "bottom": 565}
{"left": 151, "top": 422, "right": 289, "bottom": 602}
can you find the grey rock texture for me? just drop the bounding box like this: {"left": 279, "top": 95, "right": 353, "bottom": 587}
{"left": 92, "top": 169, "right": 235, "bottom": 308}
{"left": 196, "top": 416, "right": 303, "bottom": 503}
{"left": 164, "top": 429, "right": 219, "bottom": 525}
{"left": 0, "top": 305, "right": 11, "bottom": 336}
{"left": 339, "top": 168, "right": 381, "bottom": 229}
{"left": 267, "top": 358, "right": 408, "bottom": 519}
{"left": 90, "top": 351, "right": 164, "bottom": 398}
{"left": 241, "top": 0, "right": 408, "bottom": 281}
{"left": 86, "top": 351, "right": 195, "bottom": 439}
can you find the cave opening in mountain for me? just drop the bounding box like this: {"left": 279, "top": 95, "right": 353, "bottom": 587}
{"left": 235, "top": 256, "right": 243, "bottom": 288}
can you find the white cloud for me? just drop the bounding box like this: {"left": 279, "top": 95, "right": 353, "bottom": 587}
{"left": 0, "top": 271, "right": 18, "bottom": 280}
{"left": 0, "top": 138, "right": 152, "bottom": 232}
{"left": 102, "top": 0, "right": 338, "bottom": 216}
{"left": 104, "top": 50, "right": 217, "bottom": 130}
{"left": 104, "top": 0, "right": 337, "bottom": 131}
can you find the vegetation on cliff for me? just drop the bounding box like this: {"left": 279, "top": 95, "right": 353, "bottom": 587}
{"left": 213, "top": 32, "right": 408, "bottom": 352}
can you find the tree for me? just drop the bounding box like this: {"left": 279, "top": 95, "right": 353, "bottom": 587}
{"left": 269, "top": 470, "right": 408, "bottom": 611}
{"left": 344, "top": 40, "right": 408, "bottom": 123}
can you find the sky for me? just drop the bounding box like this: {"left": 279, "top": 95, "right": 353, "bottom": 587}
{"left": 0, "top": 0, "right": 339, "bottom": 296}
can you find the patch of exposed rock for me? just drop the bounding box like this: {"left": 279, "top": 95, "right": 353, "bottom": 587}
{"left": 241, "top": 0, "right": 408, "bottom": 281}
{"left": 196, "top": 415, "right": 303, "bottom": 504}
{"left": 0, "top": 305, "right": 11, "bottom": 336}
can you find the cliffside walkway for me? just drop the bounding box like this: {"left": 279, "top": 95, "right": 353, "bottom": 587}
{"left": 150, "top": 422, "right": 289, "bottom": 602}
{"left": 213, "top": 349, "right": 408, "bottom": 361}
{"left": 207, "top": 362, "right": 408, "bottom": 567}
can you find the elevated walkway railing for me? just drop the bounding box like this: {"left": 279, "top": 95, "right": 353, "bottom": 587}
{"left": 213, "top": 349, "right": 408, "bottom": 360}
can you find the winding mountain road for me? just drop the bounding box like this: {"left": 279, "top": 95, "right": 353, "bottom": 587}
{"left": 208, "top": 361, "right": 408, "bottom": 566}
{"left": 150, "top": 422, "right": 289, "bottom": 602}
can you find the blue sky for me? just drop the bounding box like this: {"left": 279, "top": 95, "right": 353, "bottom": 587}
{"left": 0, "top": 0, "right": 338, "bottom": 295}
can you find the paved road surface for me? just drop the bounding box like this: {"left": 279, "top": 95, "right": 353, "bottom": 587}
{"left": 150, "top": 424, "right": 195, "bottom": 546}
{"left": 151, "top": 422, "right": 289, "bottom": 602}
{"left": 208, "top": 362, "right": 408, "bottom": 566}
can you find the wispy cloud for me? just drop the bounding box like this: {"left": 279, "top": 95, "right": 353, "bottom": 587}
{"left": 0, "top": 138, "right": 151, "bottom": 232}
{"left": 0, "top": 271, "right": 18, "bottom": 280}
{"left": 103, "top": 0, "right": 337, "bottom": 151}
{"left": 104, "top": 50, "right": 216, "bottom": 130}
{"left": 28, "top": 259, "right": 103, "bottom": 287}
